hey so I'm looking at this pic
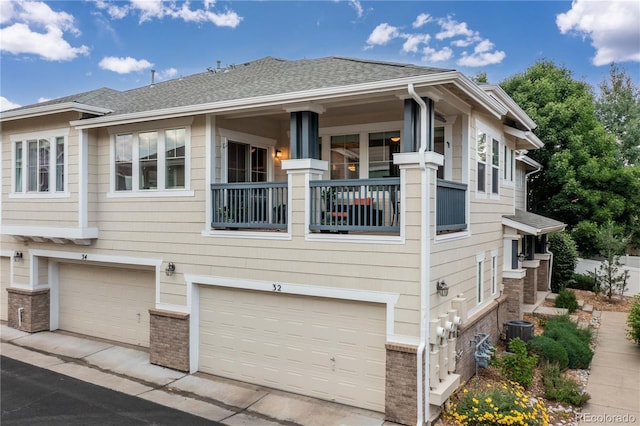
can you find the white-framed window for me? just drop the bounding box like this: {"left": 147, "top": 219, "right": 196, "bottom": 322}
{"left": 476, "top": 252, "right": 485, "bottom": 304}
{"left": 491, "top": 250, "right": 498, "bottom": 295}
{"left": 503, "top": 145, "right": 515, "bottom": 183}
{"left": 112, "top": 126, "right": 188, "bottom": 192}
{"left": 491, "top": 138, "right": 500, "bottom": 195}
{"left": 11, "top": 129, "right": 68, "bottom": 195}
{"left": 320, "top": 121, "right": 404, "bottom": 180}
{"left": 219, "top": 128, "right": 276, "bottom": 183}
{"left": 476, "top": 130, "right": 487, "bottom": 193}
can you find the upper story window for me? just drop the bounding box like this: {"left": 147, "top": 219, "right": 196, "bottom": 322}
{"left": 330, "top": 134, "right": 360, "bottom": 179}
{"left": 113, "top": 127, "right": 188, "bottom": 192}
{"left": 12, "top": 130, "right": 67, "bottom": 195}
{"left": 491, "top": 138, "right": 500, "bottom": 195}
{"left": 368, "top": 131, "right": 400, "bottom": 178}
{"left": 476, "top": 131, "right": 487, "bottom": 193}
{"left": 227, "top": 141, "right": 267, "bottom": 183}
{"left": 503, "top": 146, "right": 515, "bottom": 183}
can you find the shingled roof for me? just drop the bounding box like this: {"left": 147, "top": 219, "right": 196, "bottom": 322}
{"left": 502, "top": 209, "right": 566, "bottom": 236}
{"left": 3, "top": 57, "right": 453, "bottom": 118}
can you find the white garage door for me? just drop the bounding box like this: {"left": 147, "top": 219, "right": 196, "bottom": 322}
{"left": 58, "top": 263, "right": 154, "bottom": 347}
{"left": 199, "top": 286, "right": 386, "bottom": 412}
{"left": 0, "top": 257, "right": 10, "bottom": 321}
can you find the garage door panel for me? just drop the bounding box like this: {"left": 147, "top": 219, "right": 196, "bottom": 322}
{"left": 58, "top": 264, "right": 153, "bottom": 347}
{"left": 198, "top": 286, "right": 385, "bottom": 411}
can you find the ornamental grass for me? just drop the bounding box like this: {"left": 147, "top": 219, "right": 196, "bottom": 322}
{"left": 443, "top": 381, "right": 549, "bottom": 426}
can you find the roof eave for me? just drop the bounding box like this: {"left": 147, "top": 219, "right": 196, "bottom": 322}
{"left": 0, "top": 102, "right": 113, "bottom": 122}
{"left": 71, "top": 70, "right": 507, "bottom": 129}
{"left": 502, "top": 217, "right": 566, "bottom": 236}
{"left": 482, "top": 84, "right": 537, "bottom": 130}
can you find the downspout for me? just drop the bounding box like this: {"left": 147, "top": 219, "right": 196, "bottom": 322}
{"left": 408, "top": 83, "right": 430, "bottom": 426}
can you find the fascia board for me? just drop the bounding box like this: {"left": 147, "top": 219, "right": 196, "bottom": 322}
{"left": 525, "top": 131, "right": 544, "bottom": 149}
{"left": 0, "top": 103, "right": 113, "bottom": 122}
{"left": 452, "top": 77, "right": 508, "bottom": 119}
{"left": 501, "top": 217, "right": 565, "bottom": 236}
{"left": 515, "top": 154, "right": 542, "bottom": 169}
{"left": 70, "top": 71, "right": 502, "bottom": 129}
{"left": 504, "top": 125, "right": 544, "bottom": 150}
{"left": 483, "top": 85, "right": 537, "bottom": 130}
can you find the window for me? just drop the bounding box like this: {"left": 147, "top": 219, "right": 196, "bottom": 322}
{"left": 331, "top": 134, "right": 360, "bottom": 179}
{"left": 13, "top": 133, "right": 66, "bottom": 194}
{"left": 368, "top": 131, "right": 400, "bottom": 178}
{"left": 477, "top": 257, "right": 484, "bottom": 304}
{"left": 114, "top": 127, "right": 187, "bottom": 192}
{"left": 476, "top": 131, "right": 487, "bottom": 192}
{"left": 491, "top": 253, "right": 498, "bottom": 294}
{"left": 491, "top": 138, "right": 500, "bottom": 194}
{"left": 503, "top": 146, "right": 515, "bottom": 182}
{"left": 227, "top": 141, "right": 267, "bottom": 182}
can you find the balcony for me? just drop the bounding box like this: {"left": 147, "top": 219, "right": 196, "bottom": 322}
{"left": 211, "top": 182, "right": 288, "bottom": 230}
{"left": 210, "top": 177, "right": 465, "bottom": 235}
{"left": 436, "top": 179, "right": 467, "bottom": 233}
{"left": 309, "top": 178, "right": 400, "bottom": 234}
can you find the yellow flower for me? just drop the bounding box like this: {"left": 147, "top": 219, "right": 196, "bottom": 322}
{"left": 485, "top": 397, "right": 492, "bottom": 403}
{"left": 472, "top": 397, "right": 479, "bottom": 404}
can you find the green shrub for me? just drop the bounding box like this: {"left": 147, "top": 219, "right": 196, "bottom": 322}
{"left": 627, "top": 295, "right": 640, "bottom": 345}
{"left": 555, "top": 289, "right": 579, "bottom": 313}
{"left": 527, "top": 336, "right": 569, "bottom": 370}
{"left": 444, "top": 381, "right": 549, "bottom": 425}
{"left": 569, "top": 273, "right": 595, "bottom": 292}
{"left": 492, "top": 338, "right": 538, "bottom": 388}
{"left": 544, "top": 316, "right": 593, "bottom": 345}
{"left": 543, "top": 326, "right": 593, "bottom": 369}
{"left": 542, "top": 363, "right": 590, "bottom": 407}
{"left": 549, "top": 232, "right": 579, "bottom": 293}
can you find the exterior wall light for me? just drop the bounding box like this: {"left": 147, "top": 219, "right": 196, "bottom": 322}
{"left": 518, "top": 252, "right": 526, "bottom": 262}
{"left": 436, "top": 279, "right": 449, "bottom": 297}
{"left": 165, "top": 262, "right": 176, "bottom": 276}
{"left": 275, "top": 150, "right": 283, "bottom": 159}
{"left": 14, "top": 251, "right": 23, "bottom": 262}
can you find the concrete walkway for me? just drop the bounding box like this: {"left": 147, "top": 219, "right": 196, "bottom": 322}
{"left": 1, "top": 325, "right": 396, "bottom": 426}
{"left": 579, "top": 311, "right": 640, "bottom": 425}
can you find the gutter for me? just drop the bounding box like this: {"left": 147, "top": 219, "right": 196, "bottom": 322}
{"left": 408, "top": 83, "right": 430, "bottom": 426}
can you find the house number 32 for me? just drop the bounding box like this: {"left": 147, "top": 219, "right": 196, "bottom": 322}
{"left": 272, "top": 284, "right": 282, "bottom": 292}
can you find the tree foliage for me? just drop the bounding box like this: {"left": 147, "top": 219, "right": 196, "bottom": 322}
{"left": 500, "top": 60, "right": 640, "bottom": 253}
{"left": 548, "top": 231, "right": 578, "bottom": 293}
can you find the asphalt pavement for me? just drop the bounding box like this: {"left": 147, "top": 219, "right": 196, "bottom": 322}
{"left": 1, "top": 356, "right": 221, "bottom": 426}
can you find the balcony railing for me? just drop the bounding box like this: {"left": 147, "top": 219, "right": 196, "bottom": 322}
{"left": 211, "top": 182, "right": 288, "bottom": 230}
{"left": 437, "top": 179, "right": 467, "bottom": 233}
{"left": 309, "top": 178, "right": 400, "bottom": 233}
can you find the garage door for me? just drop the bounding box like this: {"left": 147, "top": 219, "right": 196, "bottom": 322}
{"left": 199, "top": 286, "right": 386, "bottom": 411}
{"left": 58, "top": 263, "right": 154, "bottom": 347}
{"left": 0, "top": 257, "right": 10, "bottom": 321}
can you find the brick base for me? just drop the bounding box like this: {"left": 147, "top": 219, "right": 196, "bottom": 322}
{"left": 7, "top": 288, "right": 50, "bottom": 332}
{"left": 537, "top": 258, "right": 550, "bottom": 292}
{"left": 523, "top": 267, "right": 538, "bottom": 304}
{"left": 149, "top": 308, "right": 190, "bottom": 372}
{"left": 385, "top": 343, "right": 419, "bottom": 425}
{"left": 503, "top": 277, "right": 524, "bottom": 320}
{"left": 455, "top": 297, "right": 507, "bottom": 382}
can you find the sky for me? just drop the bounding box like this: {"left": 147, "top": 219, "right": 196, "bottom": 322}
{"left": 1, "top": 0, "right": 639, "bottom": 111}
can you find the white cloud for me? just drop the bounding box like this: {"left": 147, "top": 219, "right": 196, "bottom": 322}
{"left": 413, "top": 13, "right": 431, "bottom": 29}
{"left": 99, "top": 56, "right": 154, "bottom": 74}
{"left": 366, "top": 23, "right": 400, "bottom": 47}
{"left": 94, "top": 0, "right": 242, "bottom": 28}
{"left": 403, "top": 34, "right": 430, "bottom": 53}
{"left": 422, "top": 46, "right": 453, "bottom": 63}
{"left": 457, "top": 39, "right": 506, "bottom": 67}
{"left": 348, "top": 0, "right": 364, "bottom": 18}
{"left": 557, "top": 0, "right": 640, "bottom": 65}
{"left": 157, "top": 67, "right": 178, "bottom": 81}
{"left": 0, "top": 96, "right": 21, "bottom": 112}
{"left": 0, "top": 0, "right": 89, "bottom": 61}
{"left": 436, "top": 16, "right": 476, "bottom": 40}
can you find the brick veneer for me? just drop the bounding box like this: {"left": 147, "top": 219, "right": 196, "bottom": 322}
{"left": 149, "top": 308, "right": 190, "bottom": 372}
{"left": 7, "top": 288, "right": 50, "bottom": 332}
{"left": 385, "top": 342, "right": 420, "bottom": 425}
{"left": 523, "top": 267, "right": 538, "bottom": 304}
{"left": 537, "top": 258, "right": 550, "bottom": 292}
{"left": 502, "top": 277, "right": 524, "bottom": 321}
{"left": 455, "top": 296, "right": 508, "bottom": 382}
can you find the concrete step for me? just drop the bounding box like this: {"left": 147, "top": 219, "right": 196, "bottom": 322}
{"left": 545, "top": 293, "right": 558, "bottom": 302}
{"left": 533, "top": 306, "right": 569, "bottom": 318}
{"left": 582, "top": 304, "right": 594, "bottom": 313}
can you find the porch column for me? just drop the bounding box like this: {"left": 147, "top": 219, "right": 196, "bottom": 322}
{"left": 403, "top": 97, "right": 434, "bottom": 152}
{"left": 288, "top": 106, "right": 324, "bottom": 159}
{"left": 281, "top": 158, "right": 328, "bottom": 236}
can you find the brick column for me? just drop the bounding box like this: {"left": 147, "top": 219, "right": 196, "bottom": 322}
{"left": 7, "top": 288, "right": 50, "bottom": 332}
{"left": 149, "top": 308, "right": 190, "bottom": 372}
{"left": 385, "top": 343, "right": 419, "bottom": 425}
{"left": 503, "top": 277, "right": 524, "bottom": 320}
{"left": 535, "top": 254, "right": 551, "bottom": 292}
{"left": 522, "top": 264, "right": 539, "bottom": 304}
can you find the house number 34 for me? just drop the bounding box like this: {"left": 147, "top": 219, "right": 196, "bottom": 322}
{"left": 272, "top": 284, "right": 282, "bottom": 292}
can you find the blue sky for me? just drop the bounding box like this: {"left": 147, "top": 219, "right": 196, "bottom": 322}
{"left": 1, "top": 0, "right": 639, "bottom": 111}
